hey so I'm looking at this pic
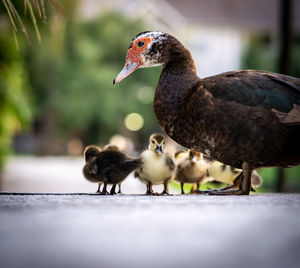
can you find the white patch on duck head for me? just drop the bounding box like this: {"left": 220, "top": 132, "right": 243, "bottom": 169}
{"left": 130, "top": 31, "right": 168, "bottom": 68}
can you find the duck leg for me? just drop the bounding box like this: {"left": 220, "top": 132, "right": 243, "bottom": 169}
{"left": 208, "top": 162, "right": 252, "bottom": 195}
{"left": 118, "top": 183, "right": 122, "bottom": 194}
{"left": 230, "top": 173, "right": 256, "bottom": 191}
{"left": 181, "top": 182, "right": 185, "bottom": 194}
{"left": 100, "top": 182, "right": 108, "bottom": 195}
{"left": 110, "top": 184, "right": 117, "bottom": 195}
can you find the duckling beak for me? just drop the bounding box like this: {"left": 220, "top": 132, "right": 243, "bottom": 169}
{"left": 155, "top": 145, "right": 162, "bottom": 155}
{"left": 113, "top": 60, "right": 141, "bottom": 85}
{"left": 191, "top": 156, "right": 197, "bottom": 164}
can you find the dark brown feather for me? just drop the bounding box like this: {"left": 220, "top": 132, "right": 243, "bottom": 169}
{"left": 153, "top": 35, "right": 300, "bottom": 169}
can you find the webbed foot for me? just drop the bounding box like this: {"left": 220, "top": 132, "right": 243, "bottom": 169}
{"left": 208, "top": 188, "right": 249, "bottom": 195}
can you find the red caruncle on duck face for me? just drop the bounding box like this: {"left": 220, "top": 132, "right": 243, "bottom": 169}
{"left": 127, "top": 36, "right": 152, "bottom": 64}
{"left": 113, "top": 36, "right": 153, "bottom": 85}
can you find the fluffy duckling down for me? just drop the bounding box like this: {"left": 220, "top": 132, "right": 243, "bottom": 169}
{"left": 102, "top": 144, "right": 122, "bottom": 193}
{"left": 83, "top": 145, "right": 102, "bottom": 192}
{"left": 174, "top": 150, "right": 208, "bottom": 194}
{"left": 83, "top": 145, "right": 142, "bottom": 195}
{"left": 203, "top": 160, "right": 263, "bottom": 191}
{"left": 134, "top": 134, "right": 175, "bottom": 195}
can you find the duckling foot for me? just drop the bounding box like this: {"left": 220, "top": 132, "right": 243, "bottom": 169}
{"left": 160, "top": 190, "right": 172, "bottom": 196}
{"left": 145, "top": 182, "right": 155, "bottom": 195}
{"left": 208, "top": 188, "right": 249, "bottom": 195}
{"left": 190, "top": 189, "right": 210, "bottom": 194}
{"left": 161, "top": 180, "right": 172, "bottom": 195}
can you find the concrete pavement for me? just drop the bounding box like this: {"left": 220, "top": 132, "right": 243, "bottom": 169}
{"left": 0, "top": 193, "right": 300, "bottom": 268}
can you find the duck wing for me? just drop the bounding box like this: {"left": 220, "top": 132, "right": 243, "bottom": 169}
{"left": 202, "top": 70, "right": 300, "bottom": 125}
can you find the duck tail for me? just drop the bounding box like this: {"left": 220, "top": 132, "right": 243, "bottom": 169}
{"left": 130, "top": 157, "right": 143, "bottom": 167}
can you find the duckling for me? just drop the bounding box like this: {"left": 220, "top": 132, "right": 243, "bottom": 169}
{"left": 195, "top": 160, "right": 263, "bottom": 192}
{"left": 83, "top": 145, "right": 142, "bottom": 195}
{"left": 83, "top": 145, "right": 103, "bottom": 193}
{"left": 103, "top": 144, "right": 122, "bottom": 193}
{"left": 174, "top": 149, "right": 208, "bottom": 194}
{"left": 134, "top": 134, "right": 175, "bottom": 195}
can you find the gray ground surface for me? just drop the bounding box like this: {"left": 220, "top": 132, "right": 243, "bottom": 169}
{"left": 0, "top": 193, "right": 300, "bottom": 268}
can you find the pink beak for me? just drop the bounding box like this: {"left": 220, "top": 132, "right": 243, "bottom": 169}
{"left": 113, "top": 60, "right": 141, "bottom": 85}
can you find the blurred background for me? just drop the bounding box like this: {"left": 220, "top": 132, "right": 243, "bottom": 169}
{"left": 0, "top": 0, "right": 299, "bottom": 193}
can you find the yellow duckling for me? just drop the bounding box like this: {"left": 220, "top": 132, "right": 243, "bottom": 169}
{"left": 134, "top": 134, "right": 175, "bottom": 195}
{"left": 201, "top": 160, "right": 263, "bottom": 192}
{"left": 174, "top": 149, "right": 208, "bottom": 194}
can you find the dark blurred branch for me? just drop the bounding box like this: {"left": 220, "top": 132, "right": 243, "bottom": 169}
{"left": 278, "top": 0, "right": 292, "bottom": 74}
{"left": 277, "top": 0, "right": 293, "bottom": 192}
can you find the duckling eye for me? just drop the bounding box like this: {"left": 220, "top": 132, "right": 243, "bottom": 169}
{"left": 138, "top": 41, "right": 145, "bottom": 47}
{"left": 152, "top": 140, "right": 155, "bottom": 144}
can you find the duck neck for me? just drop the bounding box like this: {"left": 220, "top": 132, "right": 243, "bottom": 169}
{"left": 157, "top": 39, "right": 199, "bottom": 95}
{"left": 154, "top": 42, "right": 200, "bottom": 137}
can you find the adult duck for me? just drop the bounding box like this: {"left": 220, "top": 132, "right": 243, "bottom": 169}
{"left": 114, "top": 31, "right": 300, "bottom": 195}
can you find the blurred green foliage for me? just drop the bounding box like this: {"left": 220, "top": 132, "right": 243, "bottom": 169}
{"left": 0, "top": 1, "right": 161, "bottom": 168}
{"left": 0, "top": 26, "right": 32, "bottom": 169}
{"left": 44, "top": 12, "right": 161, "bottom": 144}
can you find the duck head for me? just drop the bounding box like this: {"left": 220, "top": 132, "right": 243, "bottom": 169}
{"left": 113, "top": 31, "right": 170, "bottom": 85}
{"left": 189, "top": 150, "right": 203, "bottom": 164}
{"left": 148, "top": 133, "right": 166, "bottom": 156}
{"left": 83, "top": 145, "right": 101, "bottom": 162}
{"left": 103, "top": 144, "right": 119, "bottom": 151}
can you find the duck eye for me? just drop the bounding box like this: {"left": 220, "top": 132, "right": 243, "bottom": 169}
{"left": 138, "top": 41, "right": 145, "bottom": 47}
{"left": 152, "top": 140, "right": 155, "bottom": 144}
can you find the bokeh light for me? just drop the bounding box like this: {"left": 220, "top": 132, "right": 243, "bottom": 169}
{"left": 124, "top": 113, "right": 144, "bottom": 131}
{"left": 137, "top": 86, "right": 154, "bottom": 104}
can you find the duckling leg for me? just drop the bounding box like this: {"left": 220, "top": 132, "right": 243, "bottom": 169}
{"left": 110, "top": 184, "right": 117, "bottom": 195}
{"left": 100, "top": 182, "right": 108, "bottom": 195}
{"left": 208, "top": 163, "right": 252, "bottom": 195}
{"left": 181, "top": 182, "right": 185, "bottom": 194}
{"left": 146, "top": 181, "right": 154, "bottom": 195}
{"left": 161, "top": 179, "right": 172, "bottom": 195}
{"left": 96, "top": 183, "right": 102, "bottom": 193}
{"left": 118, "top": 183, "right": 122, "bottom": 194}
{"left": 191, "top": 182, "right": 210, "bottom": 194}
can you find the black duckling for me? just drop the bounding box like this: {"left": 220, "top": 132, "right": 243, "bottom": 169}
{"left": 134, "top": 134, "right": 175, "bottom": 195}
{"left": 174, "top": 149, "right": 208, "bottom": 194}
{"left": 103, "top": 144, "right": 122, "bottom": 193}
{"left": 83, "top": 145, "right": 142, "bottom": 195}
{"left": 83, "top": 145, "right": 103, "bottom": 193}
{"left": 114, "top": 31, "right": 300, "bottom": 195}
